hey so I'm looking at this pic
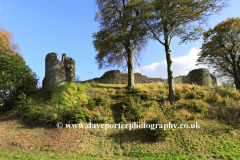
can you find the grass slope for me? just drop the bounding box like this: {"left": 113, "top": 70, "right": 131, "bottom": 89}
{"left": 0, "top": 82, "right": 239, "bottom": 159}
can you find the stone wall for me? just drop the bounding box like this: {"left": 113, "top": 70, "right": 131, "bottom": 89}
{"left": 42, "top": 52, "right": 75, "bottom": 89}
{"left": 81, "top": 70, "right": 167, "bottom": 84}
{"left": 80, "top": 68, "right": 217, "bottom": 86}
{"left": 41, "top": 52, "right": 216, "bottom": 87}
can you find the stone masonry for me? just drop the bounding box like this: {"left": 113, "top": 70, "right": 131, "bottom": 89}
{"left": 80, "top": 68, "right": 217, "bottom": 86}
{"left": 41, "top": 52, "right": 216, "bottom": 88}
{"left": 42, "top": 52, "right": 75, "bottom": 89}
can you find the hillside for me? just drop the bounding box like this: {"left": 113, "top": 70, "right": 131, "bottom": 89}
{"left": 0, "top": 82, "right": 239, "bottom": 159}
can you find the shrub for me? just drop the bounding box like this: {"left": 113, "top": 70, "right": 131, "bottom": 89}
{"left": 63, "top": 107, "right": 89, "bottom": 124}
{"left": 17, "top": 82, "right": 92, "bottom": 126}
{"left": 84, "top": 109, "right": 101, "bottom": 122}
{"left": 191, "top": 101, "right": 203, "bottom": 113}
{"left": 87, "top": 100, "right": 96, "bottom": 111}
{"left": 221, "top": 99, "right": 229, "bottom": 107}
{"left": 94, "top": 95, "right": 110, "bottom": 106}
{"left": 189, "top": 92, "right": 197, "bottom": 99}
{"left": 196, "top": 91, "right": 207, "bottom": 99}
{"left": 213, "top": 92, "right": 222, "bottom": 102}
{"left": 100, "top": 98, "right": 110, "bottom": 106}
{"left": 145, "top": 101, "right": 154, "bottom": 107}
{"left": 18, "top": 94, "right": 61, "bottom": 127}
{"left": 121, "top": 96, "right": 143, "bottom": 121}
{"left": 59, "top": 82, "right": 89, "bottom": 108}
{"left": 176, "top": 102, "right": 187, "bottom": 109}
{"left": 224, "top": 99, "right": 240, "bottom": 126}
{"left": 182, "top": 86, "right": 189, "bottom": 93}
{"left": 176, "top": 100, "right": 203, "bottom": 113}
{"left": 175, "top": 91, "right": 184, "bottom": 100}
{"left": 145, "top": 118, "right": 170, "bottom": 142}
{"left": 214, "top": 86, "right": 235, "bottom": 98}
{"left": 140, "top": 94, "right": 151, "bottom": 101}
{"left": 234, "top": 90, "right": 240, "bottom": 100}
{"left": 133, "top": 96, "right": 144, "bottom": 104}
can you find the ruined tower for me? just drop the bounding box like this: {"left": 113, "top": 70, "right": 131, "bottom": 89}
{"left": 187, "top": 68, "right": 217, "bottom": 86}
{"left": 42, "top": 52, "right": 75, "bottom": 89}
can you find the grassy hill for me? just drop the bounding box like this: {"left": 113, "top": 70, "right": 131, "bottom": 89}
{"left": 0, "top": 82, "right": 239, "bottom": 159}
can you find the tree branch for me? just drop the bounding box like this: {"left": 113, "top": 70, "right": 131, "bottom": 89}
{"left": 144, "top": 21, "right": 164, "bottom": 45}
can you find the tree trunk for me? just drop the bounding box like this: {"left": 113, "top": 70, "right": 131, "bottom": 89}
{"left": 232, "top": 65, "right": 240, "bottom": 90}
{"left": 127, "top": 46, "right": 135, "bottom": 89}
{"left": 164, "top": 32, "right": 175, "bottom": 104}
{"left": 234, "top": 73, "right": 240, "bottom": 91}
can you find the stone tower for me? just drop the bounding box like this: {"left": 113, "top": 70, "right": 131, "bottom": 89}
{"left": 42, "top": 52, "right": 75, "bottom": 89}
{"left": 187, "top": 68, "right": 217, "bottom": 86}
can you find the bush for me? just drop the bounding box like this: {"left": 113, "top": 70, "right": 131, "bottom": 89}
{"left": 69, "top": 107, "right": 88, "bottom": 123}
{"left": 213, "top": 92, "right": 222, "bottom": 102}
{"left": 191, "top": 101, "right": 203, "bottom": 113}
{"left": 182, "top": 86, "right": 189, "bottom": 93}
{"left": 145, "top": 118, "right": 170, "bottom": 142}
{"left": 140, "top": 94, "right": 151, "bottom": 101}
{"left": 214, "top": 86, "right": 235, "bottom": 98}
{"left": 60, "top": 82, "right": 89, "bottom": 108}
{"left": 189, "top": 92, "right": 197, "bottom": 99}
{"left": 87, "top": 100, "right": 96, "bottom": 111}
{"left": 86, "top": 112, "right": 101, "bottom": 122}
{"left": 145, "top": 101, "right": 154, "bottom": 107}
{"left": 121, "top": 96, "right": 143, "bottom": 121}
{"left": 176, "top": 100, "right": 203, "bottom": 113}
{"left": 18, "top": 94, "right": 60, "bottom": 127}
{"left": 196, "top": 91, "right": 207, "bottom": 99}
{"left": 17, "top": 82, "right": 92, "bottom": 126}
{"left": 176, "top": 102, "right": 187, "bottom": 109}
{"left": 221, "top": 99, "right": 229, "bottom": 107}
{"left": 100, "top": 98, "right": 109, "bottom": 106}
{"left": 175, "top": 91, "right": 184, "bottom": 100}
{"left": 94, "top": 95, "right": 110, "bottom": 106}
{"left": 133, "top": 96, "right": 144, "bottom": 104}
{"left": 234, "top": 90, "right": 240, "bottom": 100}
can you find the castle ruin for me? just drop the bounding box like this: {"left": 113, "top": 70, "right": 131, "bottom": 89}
{"left": 80, "top": 68, "right": 217, "bottom": 86}
{"left": 42, "top": 52, "right": 216, "bottom": 88}
{"left": 42, "top": 52, "right": 75, "bottom": 89}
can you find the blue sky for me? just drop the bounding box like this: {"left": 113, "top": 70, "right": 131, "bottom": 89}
{"left": 0, "top": 0, "right": 239, "bottom": 87}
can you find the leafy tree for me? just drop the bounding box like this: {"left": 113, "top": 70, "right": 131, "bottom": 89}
{"left": 141, "top": 0, "right": 229, "bottom": 104}
{"left": 93, "top": 0, "right": 152, "bottom": 89}
{"left": 0, "top": 50, "right": 39, "bottom": 110}
{"left": 196, "top": 17, "right": 240, "bottom": 90}
{"left": 0, "top": 26, "right": 39, "bottom": 111}
{"left": 0, "top": 25, "right": 21, "bottom": 55}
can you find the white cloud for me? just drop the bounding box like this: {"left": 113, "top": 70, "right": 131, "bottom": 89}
{"left": 135, "top": 47, "right": 210, "bottom": 78}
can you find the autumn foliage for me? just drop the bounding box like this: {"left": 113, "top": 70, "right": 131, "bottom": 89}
{"left": 0, "top": 25, "right": 21, "bottom": 56}
{"left": 0, "top": 26, "right": 38, "bottom": 111}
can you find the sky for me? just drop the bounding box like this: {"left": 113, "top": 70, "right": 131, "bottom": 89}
{"left": 0, "top": 0, "right": 239, "bottom": 88}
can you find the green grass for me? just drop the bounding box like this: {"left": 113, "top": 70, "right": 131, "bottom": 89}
{"left": 0, "top": 82, "right": 239, "bottom": 159}
{"left": 0, "top": 142, "right": 239, "bottom": 160}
